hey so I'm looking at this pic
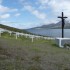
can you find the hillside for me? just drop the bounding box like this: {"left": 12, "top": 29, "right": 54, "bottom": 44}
{"left": 33, "top": 21, "right": 70, "bottom": 29}
{"left": 0, "top": 32, "right": 70, "bottom": 70}
{"left": 0, "top": 24, "right": 29, "bottom": 33}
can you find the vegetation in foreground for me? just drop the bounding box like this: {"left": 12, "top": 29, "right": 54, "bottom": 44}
{"left": 0, "top": 32, "right": 70, "bottom": 70}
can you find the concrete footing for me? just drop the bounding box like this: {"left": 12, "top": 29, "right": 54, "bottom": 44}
{"left": 55, "top": 38, "right": 70, "bottom": 48}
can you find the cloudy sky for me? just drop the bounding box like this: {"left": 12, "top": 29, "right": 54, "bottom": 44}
{"left": 0, "top": 0, "right": 70, "bottom": 29}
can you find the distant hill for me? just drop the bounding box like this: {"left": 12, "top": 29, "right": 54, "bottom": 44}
{"left": 31, "top": 21, "right": 70, "bottom": 29}
{"left": 0, "top": 24, "right": 30, "bottom": 33}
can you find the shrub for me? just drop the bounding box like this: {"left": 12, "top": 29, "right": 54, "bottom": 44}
{"left": 64, "top": 43, "right": 70, "bottom": 49}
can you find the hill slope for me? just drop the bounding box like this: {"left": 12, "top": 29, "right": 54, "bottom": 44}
{"left": 0, "top": 24, "right": 29, "bottom": 33}
{"left": 32, "top": 21, "right": 70, "bottom": 29}
{"left": 0, "top": 36, "right": 70, "bottom": 70}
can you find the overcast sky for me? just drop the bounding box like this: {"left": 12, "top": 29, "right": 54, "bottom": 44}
{"left": 0, "top": 0, "right": 70, "bottom": 29}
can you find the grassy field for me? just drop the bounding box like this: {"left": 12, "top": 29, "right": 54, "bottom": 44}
{"left": 0, "top": 32, "right": 70, "bottom": 70}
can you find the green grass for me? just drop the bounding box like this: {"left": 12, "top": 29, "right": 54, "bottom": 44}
{"left": 0, "top": 32, "right": 70, "bottom": 70}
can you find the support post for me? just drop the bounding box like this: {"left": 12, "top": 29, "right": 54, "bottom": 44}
{"left": 58, "top": 12, "right": 67, "bottom": 38}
